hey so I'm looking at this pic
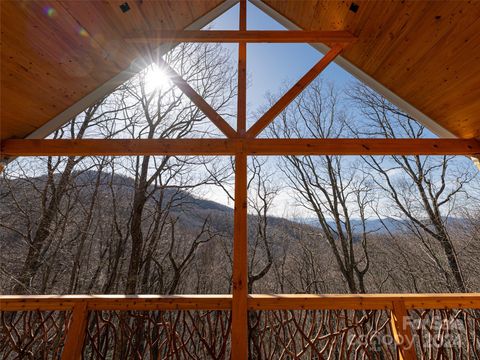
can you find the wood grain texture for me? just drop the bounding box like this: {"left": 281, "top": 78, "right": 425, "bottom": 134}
{"left": 61, "top": 303, "right": 88, "bottom": 360}
{"left": 0, "top": 295, "right": 233, "bottom": 311}
{"left": 231, "top": 6, "right": 248, "bottom": 358}
{"left": 3, "top": 138, "right": 479, "bottom": 157}
{"left": 231, "top": 153, "right": 249, "bottom": 360}
{"left": 248, "top": 293, "right": 480, "bottom": 310}
{"left": 390, "top": 300, "right": 416, "bottom": 360}
{"left": 262, "top": 0, "right": 480, "bottom": 138}
{"left": 237, "top": 2, "right": 247, "bottom": 134}
{"left": 125, "top": 30, "right": 356, "bottom": 44}
{"left": 2, "top": 294, "right": 479, "bottom": 311}
{"left": 0, "top": 0, "right": 225, "bottom": 140}
{"left": 2, "top": 1, "right": 479, "bottom": 140}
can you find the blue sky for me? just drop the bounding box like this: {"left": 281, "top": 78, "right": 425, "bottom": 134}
{"left": 205, "top": 2, "right": 353, "bottom": 126}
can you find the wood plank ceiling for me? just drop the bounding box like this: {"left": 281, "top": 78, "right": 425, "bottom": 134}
{"left": 0, "top": 0, "right": 223, "bottom": 140}
{"left": 263, "top": 0, "right": 480, "bottom": 138}
{"left": 1, "top": 0, "right": 479, "bottom": 140}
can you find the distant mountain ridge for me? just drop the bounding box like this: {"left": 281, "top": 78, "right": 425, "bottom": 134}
{"left": 1, "top": 170, "right": 469, "bottom": 237}
{"left": 296, "top": 217, "right": 403, "bottom": 234}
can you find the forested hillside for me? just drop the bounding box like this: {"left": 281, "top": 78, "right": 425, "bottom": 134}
{"left": 1, "top": 168, "right": 479, "bottom": 295}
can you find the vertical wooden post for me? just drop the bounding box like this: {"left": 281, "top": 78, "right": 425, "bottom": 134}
{"left": 390, "top": 300, "right": 417, "bottom": 360}
{"left": 61, "top": 303, "right": 88, "bottom": 360}
{"left": 232, "top": 153, "right": 248, "bottom": 359}
{"left": 231, "top": 1, "right": 248, "bottom": 358}
{"left": 237, "top": 0, "right": 247, "bottom": 136}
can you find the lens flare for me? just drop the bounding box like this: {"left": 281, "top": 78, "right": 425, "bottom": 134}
{"left": 43, "top": 6, "right": 57, "bottom": 18}
{"left": 79, "top": 28, "right": 88, "bottom": 37}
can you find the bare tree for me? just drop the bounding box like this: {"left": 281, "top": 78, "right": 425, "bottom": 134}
{"left": 0, "top": 42, "right": 236, "bottom": 296}
{"left": 350, "top": 83, "right": 478, "bottom": 292}
{"left": 111, "top": 42, "right": 236, "bottom": 294}
{"left": 270, "top": 80, "right": 372, "bottom": 294}
{"left": 206, "top": 155, "right": 279, "bottom": 293}
{"left": 2, "top": 99, "right": 128, "bottom": 294}
{"left": 247, "top": 157, "right": 279, "bottom": 293}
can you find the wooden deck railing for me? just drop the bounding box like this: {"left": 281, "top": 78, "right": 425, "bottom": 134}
{"left": 1, "top": 294, "right": 479, "bottom": 359}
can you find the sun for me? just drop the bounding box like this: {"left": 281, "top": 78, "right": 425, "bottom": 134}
{"left": 145, "top": 64, "right": 171, "bottom": 92}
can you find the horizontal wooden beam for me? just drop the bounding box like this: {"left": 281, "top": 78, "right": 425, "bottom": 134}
{"left": 248, "top": 293, "right": 480, "bottom": 310}
{"left": 0, "top": 294, "right": 233, "bottom": 311}
{"left": 1, "top": 293, "right": 479, "bottom": 312}
{"left": 2, "top": 139, "right": 479, "bottom": 158}
{"left": 0, "top": 139, "right": 238, "bottom": 157}
{"left": 125, "top": 30, "right": 356, "bottom": 44}
{"left": 247, "top": 138, "right": 480, "bottom": 156}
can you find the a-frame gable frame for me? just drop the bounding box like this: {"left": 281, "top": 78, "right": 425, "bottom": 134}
{"left": 19, "top": 0, "right": 463, "bottom": 141}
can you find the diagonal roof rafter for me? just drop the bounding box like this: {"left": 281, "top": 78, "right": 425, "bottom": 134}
{"left": 156, "top": 58, "right": 238, "bottom": 138}
{"left": 246, "top": 44, "right": 345, "bottom": 138}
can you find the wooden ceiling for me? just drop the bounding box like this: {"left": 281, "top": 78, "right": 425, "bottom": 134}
{"left": 263, "top": 0, "right": 480, "bottom": 138}
{"left": 1, "top": 0, "right": 479, "bottom": 140}
{"left": 0, "top": 0, "right": 224, "bottom": 140}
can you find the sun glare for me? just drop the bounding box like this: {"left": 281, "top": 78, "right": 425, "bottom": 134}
{"left": 145, "top": 64, "right": 171, "bottom": 92}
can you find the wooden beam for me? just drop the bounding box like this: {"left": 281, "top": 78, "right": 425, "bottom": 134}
{"left": 0, "top": 295, "right": 232, "bottom": 311}
{"left": 2, "top": 139, "right": 480, "bottom": 157}
{"left": 390, "top": 301, "right": 417, "bottom": 360}
{"left": 2, "top": 293, "right": 479, "bottom": 312}
{"left": 156, "top": 58, "right": 238, "bottom": 138}
{"left": 125, "top": 30, "right": 356, "bottom": 44}
{"left": 248, "top": 293, "right": 480, "bottom": 310}
{"left": 231, "top": 3, "right": 249, "bottom": 357}
{"left": 245, "top": 138, "right": 480, "bottom": 156}
{"left": 0, "top": 139, "right": 239, "bottom": 157}
{"left": 61, "top": 303, "right": 88, "bottom": 360}
{"left": 237, "top": 1, "right": 247, "bottom": 135}
{"left": 249, "top": 294, "right": 393, "bottom": 310}
{"left": 231, "top": 153, "right": 249, "bottom": 360}
{"left": 246, "top": 45, "right": 343, "bottom": 138}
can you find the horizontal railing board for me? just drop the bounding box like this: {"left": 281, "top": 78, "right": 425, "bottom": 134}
{"left": 0, "top": 294, "right": 232, "bottom": 311}
{"left": 249, "top": 294, "right": 480, "bottom": 310}
{"left": 1, "top": 293, "right": 479, "bottom": 312}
